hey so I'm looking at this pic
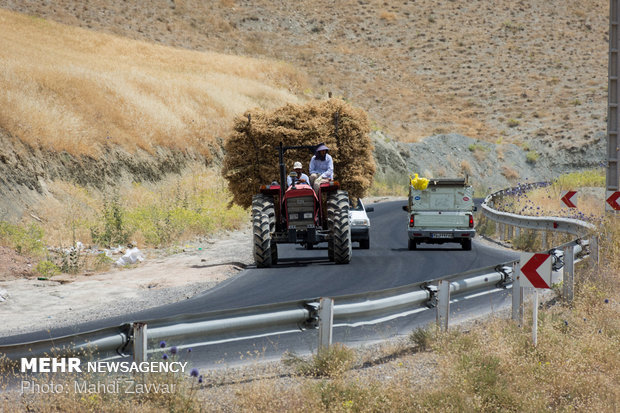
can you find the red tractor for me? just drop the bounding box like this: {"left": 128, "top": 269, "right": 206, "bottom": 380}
{"left": 251, "top": 144, "right": 352, "bottom": 267}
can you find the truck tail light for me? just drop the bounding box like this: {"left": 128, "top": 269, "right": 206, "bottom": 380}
{"left": 409, "top": 215, "right": 415, "bottom": 227}
{"left": 469, "top": 214, "right": 474, "bottom": 228}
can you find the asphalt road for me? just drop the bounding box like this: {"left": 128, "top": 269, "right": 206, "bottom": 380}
{"left": 1, "top": 200, "right": 518, "bottom": 347}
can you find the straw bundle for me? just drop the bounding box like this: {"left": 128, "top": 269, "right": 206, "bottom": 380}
{"left": 223, "top": 99, "right": 375, "bottom": 208}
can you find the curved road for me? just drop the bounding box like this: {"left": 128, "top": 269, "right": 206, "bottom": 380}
{"left": 1, "top": 200, "right": 518, "bottom": 345}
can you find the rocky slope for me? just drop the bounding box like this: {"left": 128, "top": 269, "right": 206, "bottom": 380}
{"left": 373, "top": 130, "right": 606, "bottom": 192}
{"left": 0, "top": 129, "right": 221, "bottom": 220}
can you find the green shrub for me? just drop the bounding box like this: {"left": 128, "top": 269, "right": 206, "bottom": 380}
{"left": 410, "top": 327, "right": 434, "bottom": 351}
{"left": 35, "top": 260, "right": 60, "bottom": 278}
{"left": 468, "top": 143, "right": 490, "bottom": 152}
{"left": 57, "top": 248, "right": 83, "bottom": 274}
{"left": 126, "top": 191, "right": 246, "bottom": 247}
{"left": 283, "top": 343, "right": 355, "bottom": 378}
{"left": 553, "top": 169, "right": 605, "bottom": 190}
{"left": 507, "top": 118, "right": 520, "bottom": 127}
{"left": 90, "top": 195, "right": 132, "bottom": 247}
{"left": 526, "top": 150, "right": 539, "bottom": 164}
{"left": 0, "top": 221, "right": 45, "bottom": 256}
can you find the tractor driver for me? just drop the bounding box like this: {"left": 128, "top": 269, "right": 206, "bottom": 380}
{"left": 287, "top": 161, "right": 309, "bottom": 187}
{"left": 309, "top": 143, "right": 334, "bottom": 193}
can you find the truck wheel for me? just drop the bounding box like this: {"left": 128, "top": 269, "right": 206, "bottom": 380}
{"left": 461, "top": 239, "right": 472, "bottom": 251}
{"left": 327, "top": 190, "right": 352, "bottom": 264}
{"left": 252, "top": 194, "right": 275, "bottom": 267}
{"left": 360, "top": 238, "right": 370, "bottom": 249}
{"left": 408, "top": 239, "right": 417, "bottom": 250}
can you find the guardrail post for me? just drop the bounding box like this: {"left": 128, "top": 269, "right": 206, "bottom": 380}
{"left": 512, "top": 263, "right": 524, "bottom": 326}
{"left": 507, "top": 225, "right": 514, "bottom": 240}
{"left": 563, "top": 246, "right": 575, "bottom": 303}
{"left": 499, "top": 223, "right": 505, "bottom": 241}
{"left": 318, "top": 298, "right": 334, "bottom": 353}
{"left": 514, "top": 226, "right": 521, "bottom": 239}
{"left": 541, "top": 231, "right": 547, "bottom": 249}
{"left": 133, "top": 323, "right": 147, "bottom": 363}
{"left": 532, "top": 289, "right": 539, "bottom": 347}
{"left": 436, "top": 280, "right": 451, "bottom": 331}
{"left": 591, "top": 236, "right": 599, "bottom": 271}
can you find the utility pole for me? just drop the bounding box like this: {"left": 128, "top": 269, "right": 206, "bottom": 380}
{"left": 608, "top": 1, "right": 620, "bottom": 213}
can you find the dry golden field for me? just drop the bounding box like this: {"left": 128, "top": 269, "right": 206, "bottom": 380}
{"left": 0, "top": 8, "right": 304, "bottom": 157}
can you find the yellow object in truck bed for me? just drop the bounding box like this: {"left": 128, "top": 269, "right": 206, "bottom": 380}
{"left": 410, "top": 173, "right": 429, "bottom": 190}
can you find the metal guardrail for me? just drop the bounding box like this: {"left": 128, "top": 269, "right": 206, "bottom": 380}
{"left": 481, "top": 182, "right": 596, "bottom": 236}
{"left": 0, "top": 325, "right": 131, "bottom": 361}
{"left": 0, "top": 184, "right": 597, "bottom": 362}
{"left": 0, "top": 263, "right": 516, "bottom": 361}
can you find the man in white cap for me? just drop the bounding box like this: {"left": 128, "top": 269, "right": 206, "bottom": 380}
{"left": 309, "top": 143, "right": 334, "bottom": 192}
{"left": 287, "top": 161, "right": 310, "bottom": 187}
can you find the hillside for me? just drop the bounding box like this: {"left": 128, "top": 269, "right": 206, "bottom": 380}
{"left": 0, "top": 1, "right": 610, "bottom": 227}
{"left": 1, "top": 0, "right": 608, "bottom": 148}
{"left": 0, "top": 8, "right": 304, "bottom": 220}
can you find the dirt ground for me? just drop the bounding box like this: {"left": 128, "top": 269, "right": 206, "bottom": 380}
{"left": 0, "top": 198, "right": 402, "bottom": 339}
{"left": 0, "top": 227, "right": 253, "bottom": 338}
{"left": 0, "top": 247, "right": 35, "bottom": 281}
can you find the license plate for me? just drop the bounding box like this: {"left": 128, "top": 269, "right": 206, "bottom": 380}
{"left": 431, "top": 233, "right": 452, "bottom": 239}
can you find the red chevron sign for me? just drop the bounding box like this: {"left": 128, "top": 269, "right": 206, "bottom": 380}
{"left": 519, "top": 253, "right": 552, "bottom": 289}
{"left": 560, "top": 190, "right": 577, "bottom": 208}
{"left": 607, "top": 191, "right": 620, "bottom": 211}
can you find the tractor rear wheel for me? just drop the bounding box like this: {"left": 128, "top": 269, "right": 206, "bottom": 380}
{"left": 270, "top": 240, "right": 278, "bottom": 264}
{"left": 252, "top": 194, "right": 275, "bottom": 267}
{"left": 327, "top": 190, "right": 352, "bottom": 264}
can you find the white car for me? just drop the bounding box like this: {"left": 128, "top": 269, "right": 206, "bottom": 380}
{"left": 349, "top": 199, "right": 373, "bottom": 249}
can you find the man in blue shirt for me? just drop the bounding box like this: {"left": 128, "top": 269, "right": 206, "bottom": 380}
{"left": 287, "top": 161, "right": 310, "bottom": 187}
{"left": 309, "top": 143, "right": 334, "bottom": 193}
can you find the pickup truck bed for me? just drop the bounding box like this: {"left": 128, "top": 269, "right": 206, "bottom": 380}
{"left": 405, "top": 179, "right": 476, "bottom": 250}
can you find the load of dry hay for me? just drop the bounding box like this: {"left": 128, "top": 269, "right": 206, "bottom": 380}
{"left": 223, "top": 99, "right": 376, "bottom": 208}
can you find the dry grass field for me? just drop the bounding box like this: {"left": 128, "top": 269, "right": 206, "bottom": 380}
{"left": 0, "top": 8, "right": 304, "bottom": 157}
{"left": 1, "top": 0, "right": 608, "bottom": 150}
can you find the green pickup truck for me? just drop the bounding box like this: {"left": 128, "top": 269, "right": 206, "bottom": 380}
{"left": 403, "top": 178, "right": 476, "bottom": 251}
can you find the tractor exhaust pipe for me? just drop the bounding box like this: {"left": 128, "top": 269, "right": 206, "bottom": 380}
{"left": 278, "top": 142, "right": 286, "bottom": 190}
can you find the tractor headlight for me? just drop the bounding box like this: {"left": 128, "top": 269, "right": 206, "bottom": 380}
{"left": 351, "top": 219, "right": 369, "bottom": 226}
{"left": 303, "top": 212, "right": 313, "bottom": 219}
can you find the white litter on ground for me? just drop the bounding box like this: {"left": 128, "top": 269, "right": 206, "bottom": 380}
{"left": 115, "top": 247, "right": 145, "bottom": 266}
